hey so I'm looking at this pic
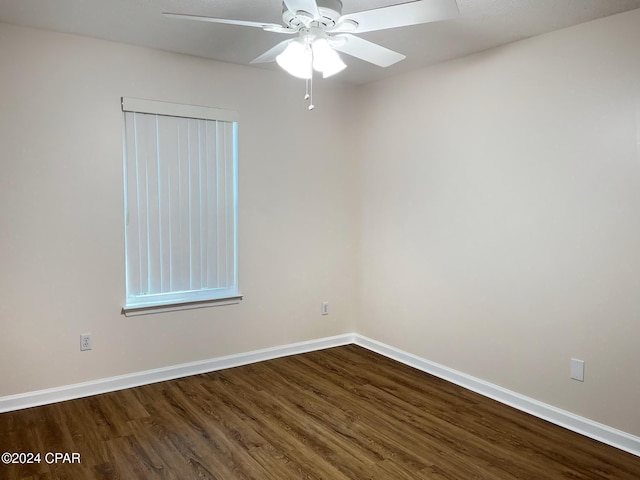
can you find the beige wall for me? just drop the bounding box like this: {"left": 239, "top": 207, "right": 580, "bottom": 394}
{"left": 356, "top": 9, "right": 640, "bottom": 436}
{"left": 0, "top": 23, "right": 359, "bottom": 395}
{"left": 2, "top": 8, "right": 640, "bottom": 439}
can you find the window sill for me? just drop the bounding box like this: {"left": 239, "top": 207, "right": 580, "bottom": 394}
{"left": 122, "top": 295, "right": 243, "bottom": 317}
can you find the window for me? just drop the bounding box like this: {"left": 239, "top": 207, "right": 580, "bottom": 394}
{"left": 122, "top": 98, "right": 240, "bottom": 315}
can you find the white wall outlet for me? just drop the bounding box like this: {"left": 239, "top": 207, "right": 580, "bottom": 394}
{"left": 570, "top": 358, "right": 584, "bottom": 382}
{"left": 321, "top": 301, "right": 329, "bottom": 316}
{"left": 80, "top": 333, "right": 92, "bottom": 351}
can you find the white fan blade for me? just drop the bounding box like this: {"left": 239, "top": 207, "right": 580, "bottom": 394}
{"left": 163, "top": 12, "right": 282, "bottom": 30}
{"left": 333, "top": 34, "right": 405, "bottom": 68}
{"left": 251, "top": 39, "right": 293, "bottom": 64}
{"left": 283, "top": 0, "right": 320, "bottom": 18}
{"left": 340, "top": 0, "right": 459, "bottom": 33}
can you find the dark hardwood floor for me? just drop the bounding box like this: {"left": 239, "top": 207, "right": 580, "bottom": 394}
{"left": 1, "top": 345, "right": 639, "bottom": 479}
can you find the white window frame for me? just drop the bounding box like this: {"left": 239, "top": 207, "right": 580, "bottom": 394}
{"left": 121, "top": 97, "right": 241, "bottom": 316}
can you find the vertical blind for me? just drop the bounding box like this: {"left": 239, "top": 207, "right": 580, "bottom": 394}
{"left": 122, "top": 99, "right": 238, "bottom": 310}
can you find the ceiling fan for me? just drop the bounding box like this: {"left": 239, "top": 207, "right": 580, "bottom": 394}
{"left": 164, "top": 0, "right": 459, "bottom": 108}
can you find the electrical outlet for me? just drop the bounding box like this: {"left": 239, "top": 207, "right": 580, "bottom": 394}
{"left": 321, "top": 301, "right": 329, "bottom": 316}
{"left": 80, "top": 333, "right": 92, "bottom": 351}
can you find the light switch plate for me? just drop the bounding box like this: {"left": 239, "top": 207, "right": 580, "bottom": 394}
{"left": 570, "top": 358, "right": 584, "bottom": 382}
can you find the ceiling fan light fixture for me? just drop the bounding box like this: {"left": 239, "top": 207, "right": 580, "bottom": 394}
{"left": 166, "top": 0, "right": 461, "bottom": 92}
{"left": 311, "top": 37, "right": 346, "bottom": 78}
{"left": 276, "top": 40, "right": 312, "bottom": 79}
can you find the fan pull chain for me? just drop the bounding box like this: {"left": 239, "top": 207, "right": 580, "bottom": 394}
{"left": 304, "top": 79, "right": 314, "bottom": 109}
{"left": 308, "top": 71, "right": 314, "bottom": 110}
{"left": 306, "top": 48, "right": 315, "bottom": 110}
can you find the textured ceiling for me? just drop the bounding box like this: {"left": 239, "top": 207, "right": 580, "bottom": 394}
{"left": 1, "top": 0, "right": 640, "bottom": 84}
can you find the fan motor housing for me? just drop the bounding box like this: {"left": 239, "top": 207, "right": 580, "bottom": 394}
{"left": 283, "top": 0, "right": 343, "bottom": 29}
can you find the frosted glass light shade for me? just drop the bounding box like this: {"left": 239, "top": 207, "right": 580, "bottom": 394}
{"left": 312, "top": 38, "right": 346, "bottom": 78}
{"left": 276, "top": 41, "right": 312, "bottom": 79}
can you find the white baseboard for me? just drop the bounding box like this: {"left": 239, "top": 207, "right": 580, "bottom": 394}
{"left": 0, "top": 333, "right": 355, "bottom": 414}
{"left": 352, "top": 334, "right": 640, "bottom": 457}
{"left": 1, "top": 331, "right": 638, "bottom": 458}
